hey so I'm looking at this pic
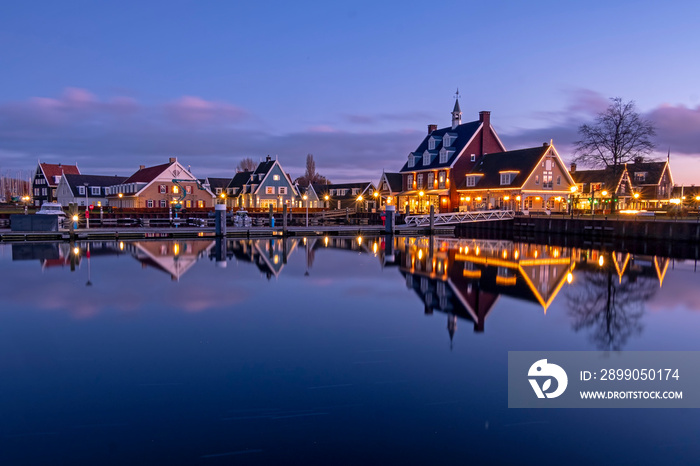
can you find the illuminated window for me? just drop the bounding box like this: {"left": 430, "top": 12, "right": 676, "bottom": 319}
{"left": 172, "top": 186, "right": 179, "bottom": 194}
{"left": 273, "top": 175, "right": 280, "bottom": 181}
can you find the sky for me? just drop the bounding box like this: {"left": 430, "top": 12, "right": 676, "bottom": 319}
{"left": 0, "top": 0, "right": 699, "bottom": 183}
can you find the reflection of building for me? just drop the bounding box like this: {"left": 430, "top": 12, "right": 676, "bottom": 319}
{"left": 228, "top": 238, "right": 299, "bottom": 279}
{"left": 128, "top": 240, "right": 215, "bottom": 281}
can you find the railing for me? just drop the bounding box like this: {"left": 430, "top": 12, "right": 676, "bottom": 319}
{"left": 404, "top": 210, "right": 515, "bottom": 226}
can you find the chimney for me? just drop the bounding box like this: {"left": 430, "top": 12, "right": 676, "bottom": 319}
{"left": 169, "top": 157, "right": 176, "bottom": 163}
{"left": 570, "top": 163, "right": 576, "bottom": 173}
{"left": 634, "top": 157, "right": 643, "bottom": 164}
{"left": 428, "top": 124, "right": 437, "bottom": 134}
{"left": 139, "top": 165, "right": 145, "bottom": 170}
{"left": 479, "top": 111, "right": 490, "bottom": 126}
{"left": 543, "top": 142, "right": 549, "bottom": 147}
{"left": 266, "top": 155, "right": 271, "bottom": 162}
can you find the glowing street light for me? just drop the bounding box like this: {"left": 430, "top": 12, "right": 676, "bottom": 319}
{"left": 303, "top": 193, "right": 309, "bottom": 226}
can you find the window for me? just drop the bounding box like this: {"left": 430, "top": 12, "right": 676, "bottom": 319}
{"left": 443, "top": 135, "right": 451, "bottom": 147}
{"left": 620, "top": 183, "right": 626, "bottom": 194}
{"left": 466, "top": 176, "right": 477, "bottom": 187}
{"left": 427, "top": 172, "right": 434, "bottom": 187}
{"left": 500, "top": 174, "right": 511, "bottom": 185}
{"left": 197, "top": 200, "right": 204, "bottom": 208}
{"left": 160, "top": 200, "right": 167, "bottom": 208}
{"left": 428, "top": 138, "right": 436, "bottom": 150}
{"left": 186, "top": 186, "right": 192, "bottom": 194}
{"left": 557, "top": 175, "right": 561, "bottom": 185}
{"left": 266, "top": 186, "right": 274, "bottom": 194}
{"left": 438, "top": 171, "right": 446, "bottom": 189}
{"left": 147, "top": 200, "right": 154, "bottom": 208}
{"left": 91, "top": 187, "right": 100, "bottom": 195}
{"left": 535, "top": 175, "right": 540, "bottom": 185}
{"left": 352, "top": 188, "right": 359, "bottom": 195}
{"left": 543, "top": 171, "right": 553, "bottom": 189}
{"left": 330, "top": 189, "right": 336, "bottom": 196}
{"left": 471, "top": 154, "right": 476, "bottom": 162}
{"left": 172, "top": 186, "right": 180, "bottom": 194}
{"left": 34, "top": 188, "right": 39, "bottom": 196}
{"left": 78, "top": 186, "right": 85, "bottom": 195}
{"left": 406, "top": 176, "right": 413, "bottom": 190}
{"left": 278, "top": 186, "right": 287, "bottom": 195}
{"left": 439, "top": 149, "right": 447, "bottom": 164}
{"left": 408, "top": 154, "right": 415, "bottom": 168}
{"left": 417, "top": 174, "right": 423, "bottom": 189}
{"left": 634, "top": 172, "right": 647, "bottom": 182}
{"left": 423, "top": 152, "right": 430, "bottom": 166}
{"left": 273, "top": 174, "right": 280, "bottom": 181}
{"left": 159, "top": 185, "right": 167, "bottom": 194}
{"left": 185, "top": 200, "right": 192, "bottom": 208}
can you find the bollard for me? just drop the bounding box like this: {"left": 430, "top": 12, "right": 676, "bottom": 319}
{"left": 215, "top": 237, "right": 227, "bottom": 268}
{"left": 283, "top": 205, "right": 288, "bottom": 235}
{"left": 215, "top": 204, "right": 226, "bottom": 236}
{"left": 269, "top": 204, "right": 273, "bottom": 226}
{"left": 385, "top": 205, "right": 395, "bottom": 234}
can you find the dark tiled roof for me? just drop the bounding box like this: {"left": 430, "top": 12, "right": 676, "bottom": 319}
{"left": 399, "top": 120, "right": 482, "bottom": 173}
{"left": 227, "top": 171, "right": 252, "bottom": 189}
{"left": 457, "top": 146, "right": 547, "bottom": 190}
{"left": 40, "top": 163, "right": 80, "bottom": 185}
{"left": 628, "top": 161, "right": 667, "bottom": 185}
{"left": 313, "top": 182, "right": 375, "bottom": 199}
{"left": 381, "top": 172, "right": 403, "bottom": 192}
{"left": 206, "top": 177, "right": 231, "bottom": 190}
{"left": 64, "top": 174, "right": 127, "bottom": 193}
{"left": 123, "top": 162, "right": 173, "bottom": 183}
{"left": 571, "top": 167, "right": 626, "bottom": 194}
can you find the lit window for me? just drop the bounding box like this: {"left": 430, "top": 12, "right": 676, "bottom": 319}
{"left": 172, "top": 186, "right": 179, "bottom": 194}
{"left": 273, "top": 175, "right": 280, "bottom": 181}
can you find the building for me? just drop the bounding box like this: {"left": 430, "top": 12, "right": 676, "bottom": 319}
{"left": 627, "top": 158, "right": 673, "bottom": 209}
{"left": 297, "top": 184, "right": 320, "bottom": 209}
{"left": 56, "top": 174, "right": 128, "bottom": 208}
{"left": 32, "top": 162, "right": 81, "bottom": 206}
{"left": 570, "top": 164, "right": 633, "bottom": 212}
{"left": 204, "top": 177, "right": 231, "bottom": 201}
{"left": 376, "top": 171, "right": 402, "bottom": 209}
{"left": 397, "top": 95, "right": 506, "bottom": 213}
{"left": 456, "top": 143, "right": 576, "bottom": 212}
{"left": 106, "top": 158, "right": 215, "bottom": 209}
{"left": 225, "top": 170, "right": 253, "bottom": 210}
{"left": 313, "top": 182, "right": 377, "bottom": 211}
{"left": 238, "top": 156, "right": 299, "bottom": 210}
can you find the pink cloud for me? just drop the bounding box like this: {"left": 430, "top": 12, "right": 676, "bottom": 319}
{"left": 165, "top": 95, "right": 247, "bottom": 124}
{"left": 308, "top": 125, "right": 339, "bottom": 133}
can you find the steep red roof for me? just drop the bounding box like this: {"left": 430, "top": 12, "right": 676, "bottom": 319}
{"left": 122, "top": 162, "right": 173, "bottom": 183}
{"left": 40, "top": 163, "right": 80, "bottom": 185}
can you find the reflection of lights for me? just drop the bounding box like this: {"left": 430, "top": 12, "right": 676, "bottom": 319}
{"left": 357, "top": 236, "right": 362, "bottom": 245}
{"left": 598, "top": 255, "right": 605, "bottom": 267}
{"left": 173, "top": 243, "right": 180, "bottom": 255}
{"left": 119, "top": 242, "right": 124, "bottom": 250}
{"left": 324, "top": 236, "right": 329, "bottom": 246}
{"left": 417, "top": 249, "right": 423, "bottom": 260}
{"left": 73, "top": 247, "right": 80, "bottom": 256}
{"left": 373, "top": 242, "right": 378, "bottom": 254}
{"left": 514, "top": 250, "right": 519, "bottom": 260}
{"left": 534, "top": 250, "right": 538, "bottom": 258}
{"left": 502, "top": 250, "right": 508, "bottom": 259}
{"left": 475, "top": 246, "right": 480, "bottom": 255}
{"left": 553, "top": 249, "right": 559, "bottom": 258}
{"left": 567, "top": 272, "right": 573, "bottom": 284}
{"left": 273, "top": 255, "right": 279, "bottom": 264}
{"left": 459, "top": 247, "right": 463, "bottom": 253}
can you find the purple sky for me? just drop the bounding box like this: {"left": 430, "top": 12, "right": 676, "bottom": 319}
{"left": 1, "top": 1, "right": 699, "bottom": 183}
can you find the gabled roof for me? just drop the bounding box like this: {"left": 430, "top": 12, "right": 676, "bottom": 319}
{"left": 64, "top": 174, "right": 127, "bottom": 194}
{"left": 39, "top": 163, "right": 80, "bottom": 185}
{"left": 457, "top": 146, "right": 548, "bottom": 190}
{"left": 227, "top": 171, "right": 252, "bottom": 190}
{"left": 380, "top": 172, "right": 403, "bottom": 192}
{"left": 205, "top": 177, "right": 231, "bottom": 190}
{"left": 628, "top": 161, "right": 669, "bottom": 185}
{"left": 571, "top": 166, "right": 627, "bottom": 194}
{"left": 313, "top": 182, "right": 375, "bottom": 199}
{"left": 399, "top": 120, "right": 482, "bottom": 173}
{"left": 123, "top": 162, "right": 173, "bottom": 183}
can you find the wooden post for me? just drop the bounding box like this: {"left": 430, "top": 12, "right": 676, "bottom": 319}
{"left": 283, "top": 205, "right": 288, "bottom": 235}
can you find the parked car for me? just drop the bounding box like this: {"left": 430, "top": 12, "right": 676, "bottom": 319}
{"left": 36, "top": 202, "right": 66, "bottom": 217}
{"left": 234, "top": 210, "right": 252, "bottom": 227}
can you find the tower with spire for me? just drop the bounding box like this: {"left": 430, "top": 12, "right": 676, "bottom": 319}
{"left": 451, "top": 88, "right": 462, "bottom": 129}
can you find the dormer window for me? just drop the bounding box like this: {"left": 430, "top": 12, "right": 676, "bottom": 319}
{"left": 439, "top": 148, "right": 448, "bottom": 164}
{"left": 634, "top": 172, "right": 647, "bottom": 182}
{"left": 500, "top": 173, "right": 512, "bottom": 185}
{"left": 423, "top": 151, "right": 431, "bottom": 166}
{"left": 408, "top": 153, "right": 415, "bottom": 168}
{"left": 443, "top": 135, "right": 451, "bottom": 147}
{"left": 428, "top": 138, "right": 435, "bottom": 150}
{"left": 466, "top": 176, "right": 478, "bottom": 187}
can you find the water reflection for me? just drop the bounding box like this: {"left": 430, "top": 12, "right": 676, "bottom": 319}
{"left": 7, "top": 236, "right": 693, "bottom": 350}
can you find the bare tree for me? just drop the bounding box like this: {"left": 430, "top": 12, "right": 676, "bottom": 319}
{"left": 236, "top": 157, "right": 257, "bottom": 172}
{"left": 294, "top": 154, "right": 330, "bottom": 186}
{"left": 574, "top": 97, "right": 656, "bottom": 169}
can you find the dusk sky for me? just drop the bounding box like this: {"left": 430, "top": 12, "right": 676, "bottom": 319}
{"left": 1, "top": 1, "right": 699, "bottom": 183}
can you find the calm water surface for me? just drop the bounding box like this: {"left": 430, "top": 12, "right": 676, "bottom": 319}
{"left": 1, "top": 237, "right": 699, "bottom": 465}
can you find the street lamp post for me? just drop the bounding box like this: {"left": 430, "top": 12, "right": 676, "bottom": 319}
{"left": 570, "top": 185, "right": 577, "bottom": 219}
{"left": 601, "top": 190, "right": 608, "bottom": 216}
{"left": 84, "top": 183, "right": 90, "bottom": 229}
{"left": 303, "top": 194, "right": 308, "bottom": 227}
{"left": 633, "top": 192, "right": 640, "bottom": 210}
{"left": 118, "top": 192, "right": 123, "bottom": 210}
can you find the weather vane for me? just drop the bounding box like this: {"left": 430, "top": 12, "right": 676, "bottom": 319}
{"left": 454, "top": 88, "right": 460, "bottom": 100}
